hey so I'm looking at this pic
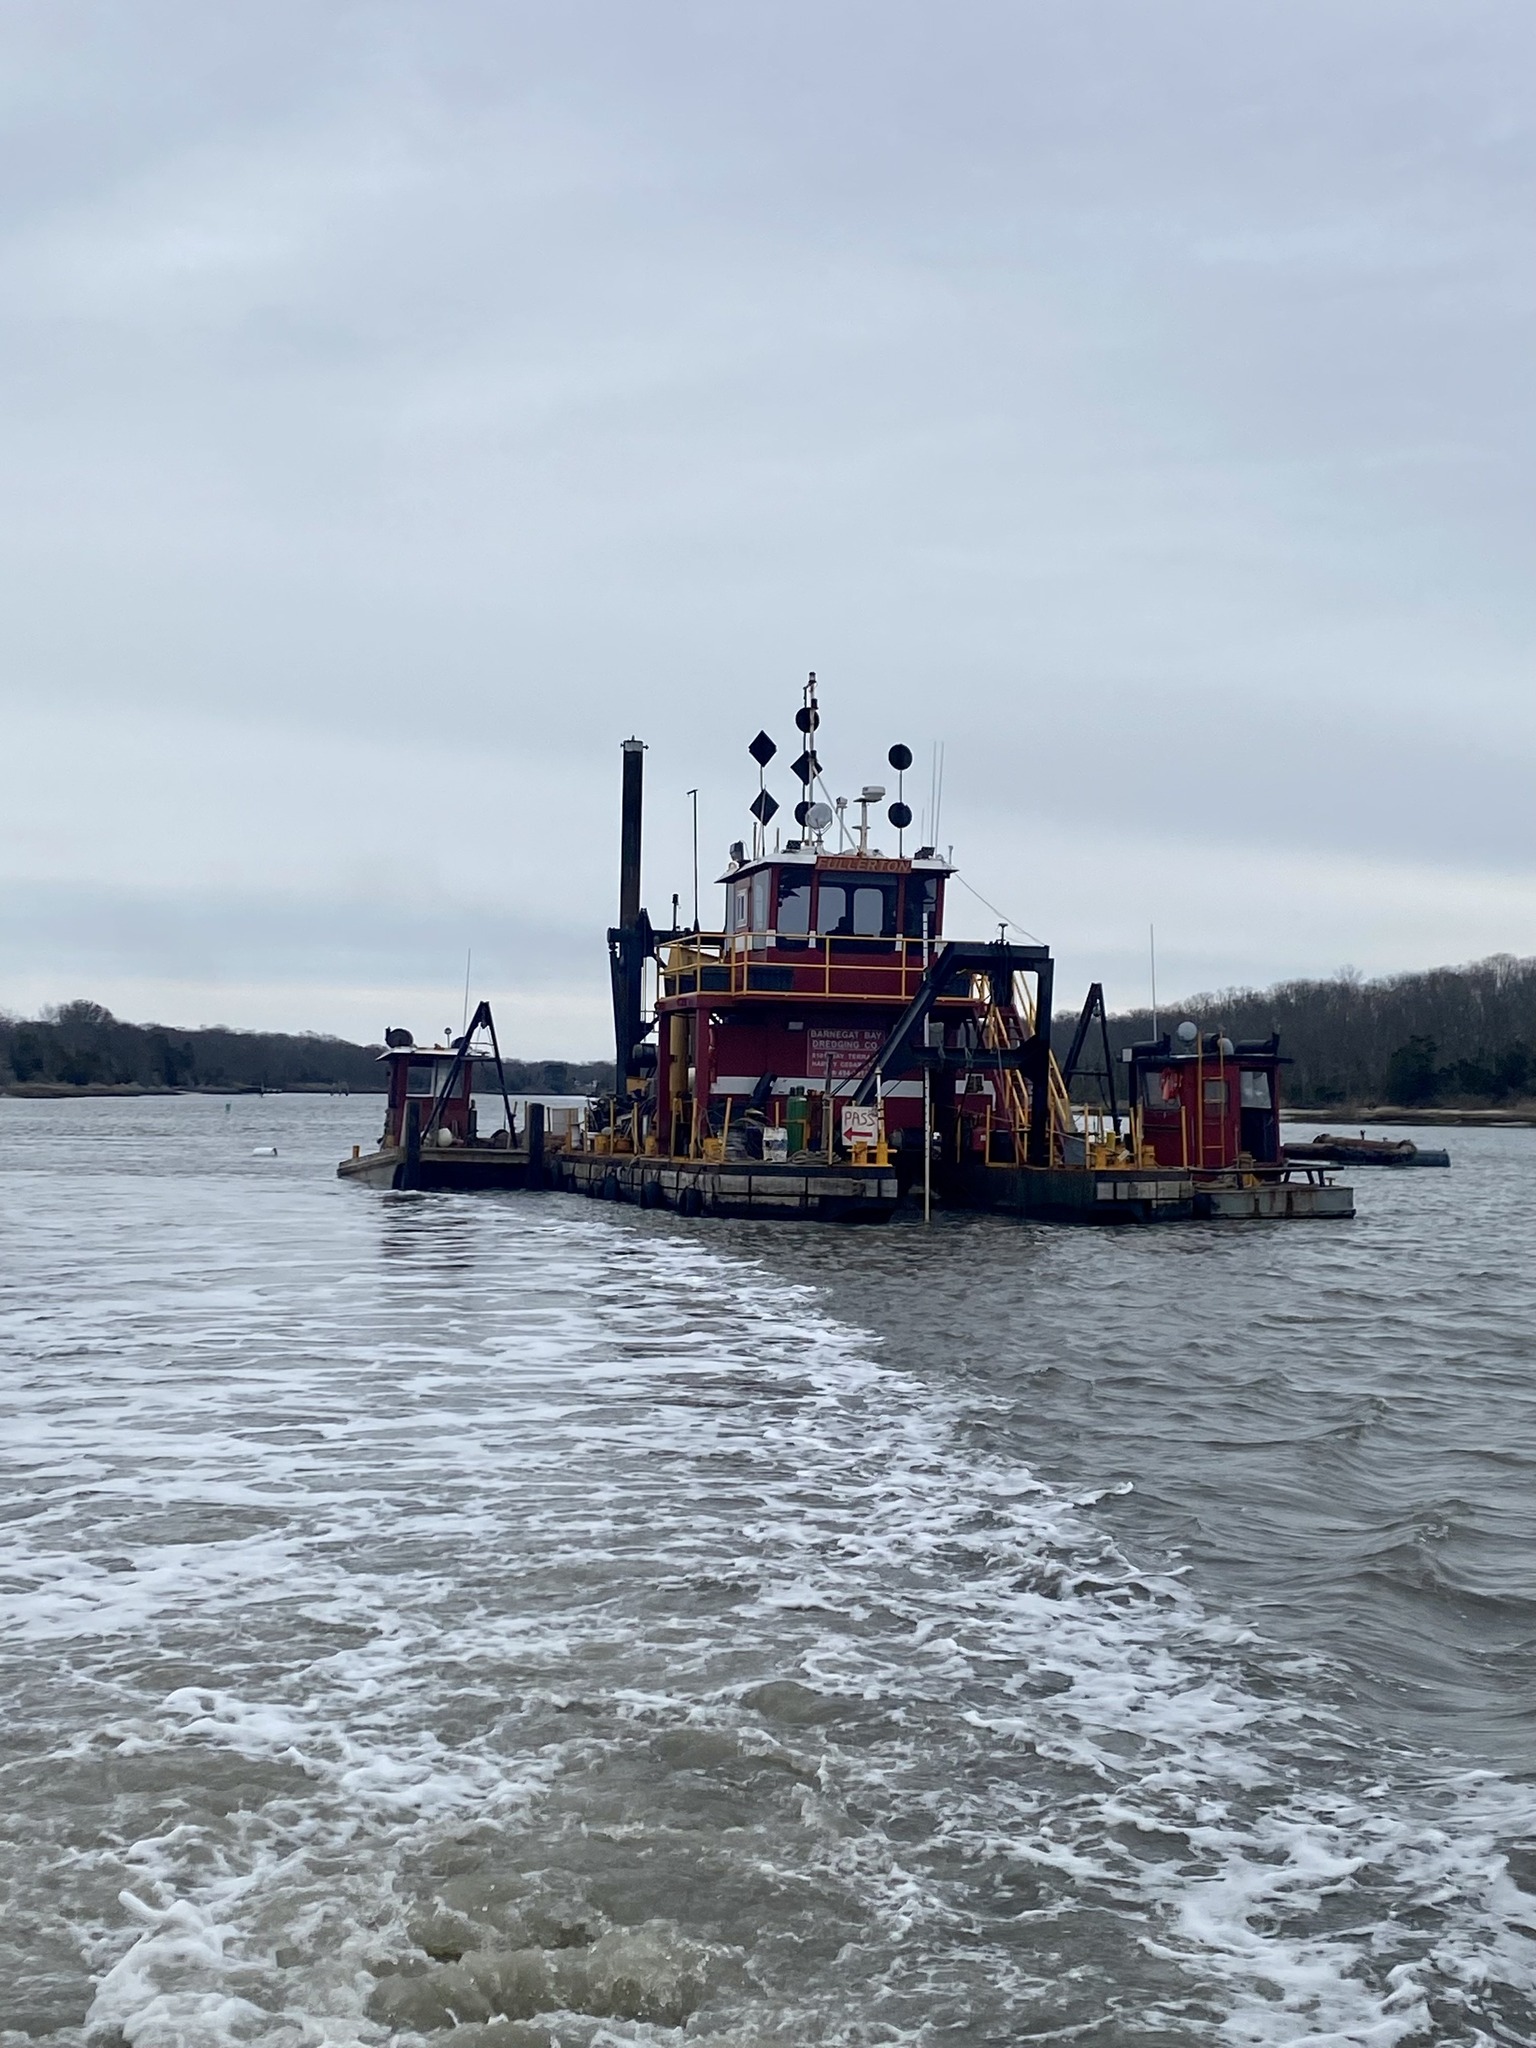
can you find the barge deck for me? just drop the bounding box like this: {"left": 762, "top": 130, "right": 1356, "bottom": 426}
{"left": 939, "top": 1163, "right": 1352, "bottom": 1222}
{"left": 554, "top": 1151, "right": 898, "bottom": 1220}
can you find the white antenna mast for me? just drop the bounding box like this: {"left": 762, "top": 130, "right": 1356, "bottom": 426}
{"left": 687, "top": 788, "right": 699, "bottom": 927}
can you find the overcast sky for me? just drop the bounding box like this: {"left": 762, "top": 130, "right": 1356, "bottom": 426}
{"left": 2, "top": 2, "right": 1532, "bottom": 1054}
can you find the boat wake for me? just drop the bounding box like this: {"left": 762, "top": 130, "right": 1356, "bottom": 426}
{"left": 3, "top": 1193, "right": 1534, "bottom": 2045}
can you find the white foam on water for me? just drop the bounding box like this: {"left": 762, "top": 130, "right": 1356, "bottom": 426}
{"left": 1, "top": 1190, "right": 1533, "bottom": 2046}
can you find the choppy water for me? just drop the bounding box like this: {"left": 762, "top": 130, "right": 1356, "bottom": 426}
{"left": 3, "top": 1096, "right": 1534, "bottom": 2047}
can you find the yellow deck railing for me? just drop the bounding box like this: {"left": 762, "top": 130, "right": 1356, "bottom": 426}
{"left": 660, "top": 931, "right": 956, "bottom": 1003}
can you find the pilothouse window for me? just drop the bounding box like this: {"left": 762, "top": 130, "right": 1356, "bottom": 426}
{"left": 816, "top": 884, "right": 849, "bottom": 936}
{"left": 777, "top": 872, "right": 812, "bottom": 936}
{"left": 818, "top": 878, "right": 897, "bottom": 943}
{"left": 852, "top": 885, "right": 896, "bottom": 936}
{"left": 903, "top": 875, "right": 940, "bottom": 937}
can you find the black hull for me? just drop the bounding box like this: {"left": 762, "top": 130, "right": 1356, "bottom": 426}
{"left": 338, "top": 1145, "right": 542, "bottom": 1191}
{"left": 940, "top": 1161, "right": 1195, "bottom": 1222}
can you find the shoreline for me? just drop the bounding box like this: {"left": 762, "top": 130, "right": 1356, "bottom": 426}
{"left": 7, "top": 1087, "right": 1533, "bottom": 1126}
{"left": 1286, "top": 1105, "right": 1536, "bottom": 1128}
{"left": 1, "top": 1082, "right": 375, "bottom": 1099}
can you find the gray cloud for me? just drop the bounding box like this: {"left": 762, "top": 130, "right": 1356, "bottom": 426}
{"left": 1, "top": 2, "right": 1531, "bottom": 1046}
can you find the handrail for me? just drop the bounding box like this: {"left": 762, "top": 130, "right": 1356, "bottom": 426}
{"left": 660, "top": 931, "right": 954, "bottom": 1002}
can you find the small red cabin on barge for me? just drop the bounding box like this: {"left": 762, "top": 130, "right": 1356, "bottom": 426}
{"left": 1127, "top": 1029, "right": 1284, "bottom": 1175}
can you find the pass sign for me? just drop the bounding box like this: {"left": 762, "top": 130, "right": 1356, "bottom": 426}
{"left": 841, "top": 1105, "right": 881, "bottom": 1147}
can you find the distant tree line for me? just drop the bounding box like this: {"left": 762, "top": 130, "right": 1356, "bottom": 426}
{"left": 13, "top": 960, "right": 1531, "bottom": 1110}
{"left": 1079, "top": 954, "right": 1536, "bottom": 1108}
{"left": 0, "top": 1001, "right": 615, "bottom": 1097}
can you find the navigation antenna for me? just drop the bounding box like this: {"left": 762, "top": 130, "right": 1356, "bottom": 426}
{"left": 687, "top": 787, "right": 699, "bottom": 928}
{"left": 791, "top": 670, "right": 826, "bottom": 846}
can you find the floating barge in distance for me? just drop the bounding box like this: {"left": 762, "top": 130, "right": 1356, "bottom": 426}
{"left": 1286, "top": 1132, "right": 1450, "bottom": 1169}
{"left": 537, "top": 675, "right": 1352, "bottom": 1224}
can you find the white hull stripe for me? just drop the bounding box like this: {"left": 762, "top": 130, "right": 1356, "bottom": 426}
{"left": 710, "top": 1075, "right": 925, "bottom": 1100}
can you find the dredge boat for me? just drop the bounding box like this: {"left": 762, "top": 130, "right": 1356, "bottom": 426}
{"left": 550, "top": 676, "right": 1352, "bottom": 1224}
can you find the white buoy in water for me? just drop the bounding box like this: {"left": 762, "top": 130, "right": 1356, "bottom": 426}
{"left": 252, "top": 1146, "right": 278, "bottom": 1157}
